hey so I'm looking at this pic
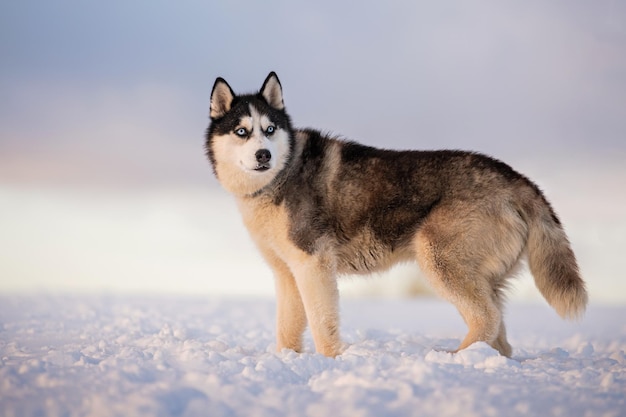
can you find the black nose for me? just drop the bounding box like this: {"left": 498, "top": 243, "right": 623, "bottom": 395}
{"left": 255, "top": 149, "right": 271, "bottom": 164}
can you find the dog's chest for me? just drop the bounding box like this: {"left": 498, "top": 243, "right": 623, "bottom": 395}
{"left": 236, "top": 197, "right": 294, "bottom": 252}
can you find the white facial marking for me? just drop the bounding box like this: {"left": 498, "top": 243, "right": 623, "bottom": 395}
{"left": 210, "top": 104, "right": 291, "bottom": 196}
{"left": 231, "top": 106, "right": 273, "bottom": 171}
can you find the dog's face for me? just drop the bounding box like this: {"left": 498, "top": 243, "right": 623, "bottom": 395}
{"left": 206, "top": 72, "right": 293, "bottom": 196}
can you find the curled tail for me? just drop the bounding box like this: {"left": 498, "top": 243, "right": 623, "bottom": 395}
{"left": 526, "top": 199, "right": 587, "bottom": 319}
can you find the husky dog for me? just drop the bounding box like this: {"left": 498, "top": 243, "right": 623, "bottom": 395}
{"left": 205, "top": 72, "right": 587, "bottom": 357}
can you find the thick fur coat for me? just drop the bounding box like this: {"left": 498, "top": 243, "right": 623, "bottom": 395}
{"left": 205, "top": 72, "right": 587, "bottom": 357}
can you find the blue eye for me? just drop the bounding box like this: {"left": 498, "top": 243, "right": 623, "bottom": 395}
{"left": 266, "top": 126, "right": 275, "bottom": 135}
{"left": 235, "top": 128, "right": 247, "bottom": 137}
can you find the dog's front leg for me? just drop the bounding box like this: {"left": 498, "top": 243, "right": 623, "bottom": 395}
{"left": 292, "top": 260, "right": 342, "bottom": 357}
{"left": 257, "top": 246, "right": 307, "bottom": 353}
{"left": 273, "top": 261, "right": 307, "bottom": 353}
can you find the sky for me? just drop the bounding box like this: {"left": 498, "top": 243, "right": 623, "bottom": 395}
{"left": 0, "top": 1, "right": 625, "bottom": 300}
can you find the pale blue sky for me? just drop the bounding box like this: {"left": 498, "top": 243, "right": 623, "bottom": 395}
{"left": 1, "top": 0, "right": 625, "bottom": 188}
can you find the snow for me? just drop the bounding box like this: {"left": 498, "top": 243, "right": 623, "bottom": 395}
{"left": 1, "top": 296, "right": 624, "bottom": 417}
{"left": 1, "top": 159, "right": 624, "bottom": 416}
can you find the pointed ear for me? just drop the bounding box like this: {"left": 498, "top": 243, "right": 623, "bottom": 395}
{"left": 210, "top": 77, "right": 235, "bottom": 119}
{"left": 260, "top": 72, "right": 284, "bottom": 110}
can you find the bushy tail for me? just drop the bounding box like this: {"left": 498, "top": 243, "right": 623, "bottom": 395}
{"left": 526, "top": 203, "right": 587, "bottom": 320}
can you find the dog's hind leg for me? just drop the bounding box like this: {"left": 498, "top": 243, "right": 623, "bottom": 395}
{"left": 441, "top": 273, "right": 503, "bottom": 355}
{"left": 415, "top": 255, "right": 504, "bottom": 354}
{"left": 413, "top": 213, "right": 518, "bottom": 357}
{"left": 492, "top": 320, "right": 512, "bottom": 357}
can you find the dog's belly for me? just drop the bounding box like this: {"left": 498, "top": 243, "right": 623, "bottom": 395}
{"left": 333, "top": 231, "right": 413, "bottom": 275}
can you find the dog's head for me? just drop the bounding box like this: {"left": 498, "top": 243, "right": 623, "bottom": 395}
{"left": 205, "top": 72, "right": 294, "bottom": 196}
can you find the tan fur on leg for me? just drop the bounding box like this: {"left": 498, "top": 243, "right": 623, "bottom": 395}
{"left": 291, "top": 260, "right": 342, "bottom": 357}
{"left": 262, "top": 250, "right": 307, "bottom": 352}
{"left": 413, "top": 209, "right": 520, "bottom": 357}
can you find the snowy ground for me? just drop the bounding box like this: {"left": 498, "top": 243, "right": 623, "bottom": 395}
{"left": 0, "top": 296, "right": 624, "bottom": 417}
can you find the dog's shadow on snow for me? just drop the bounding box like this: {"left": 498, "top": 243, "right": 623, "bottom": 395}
{"left": 340, "top": 331, "right": 563, "bottom": 364}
